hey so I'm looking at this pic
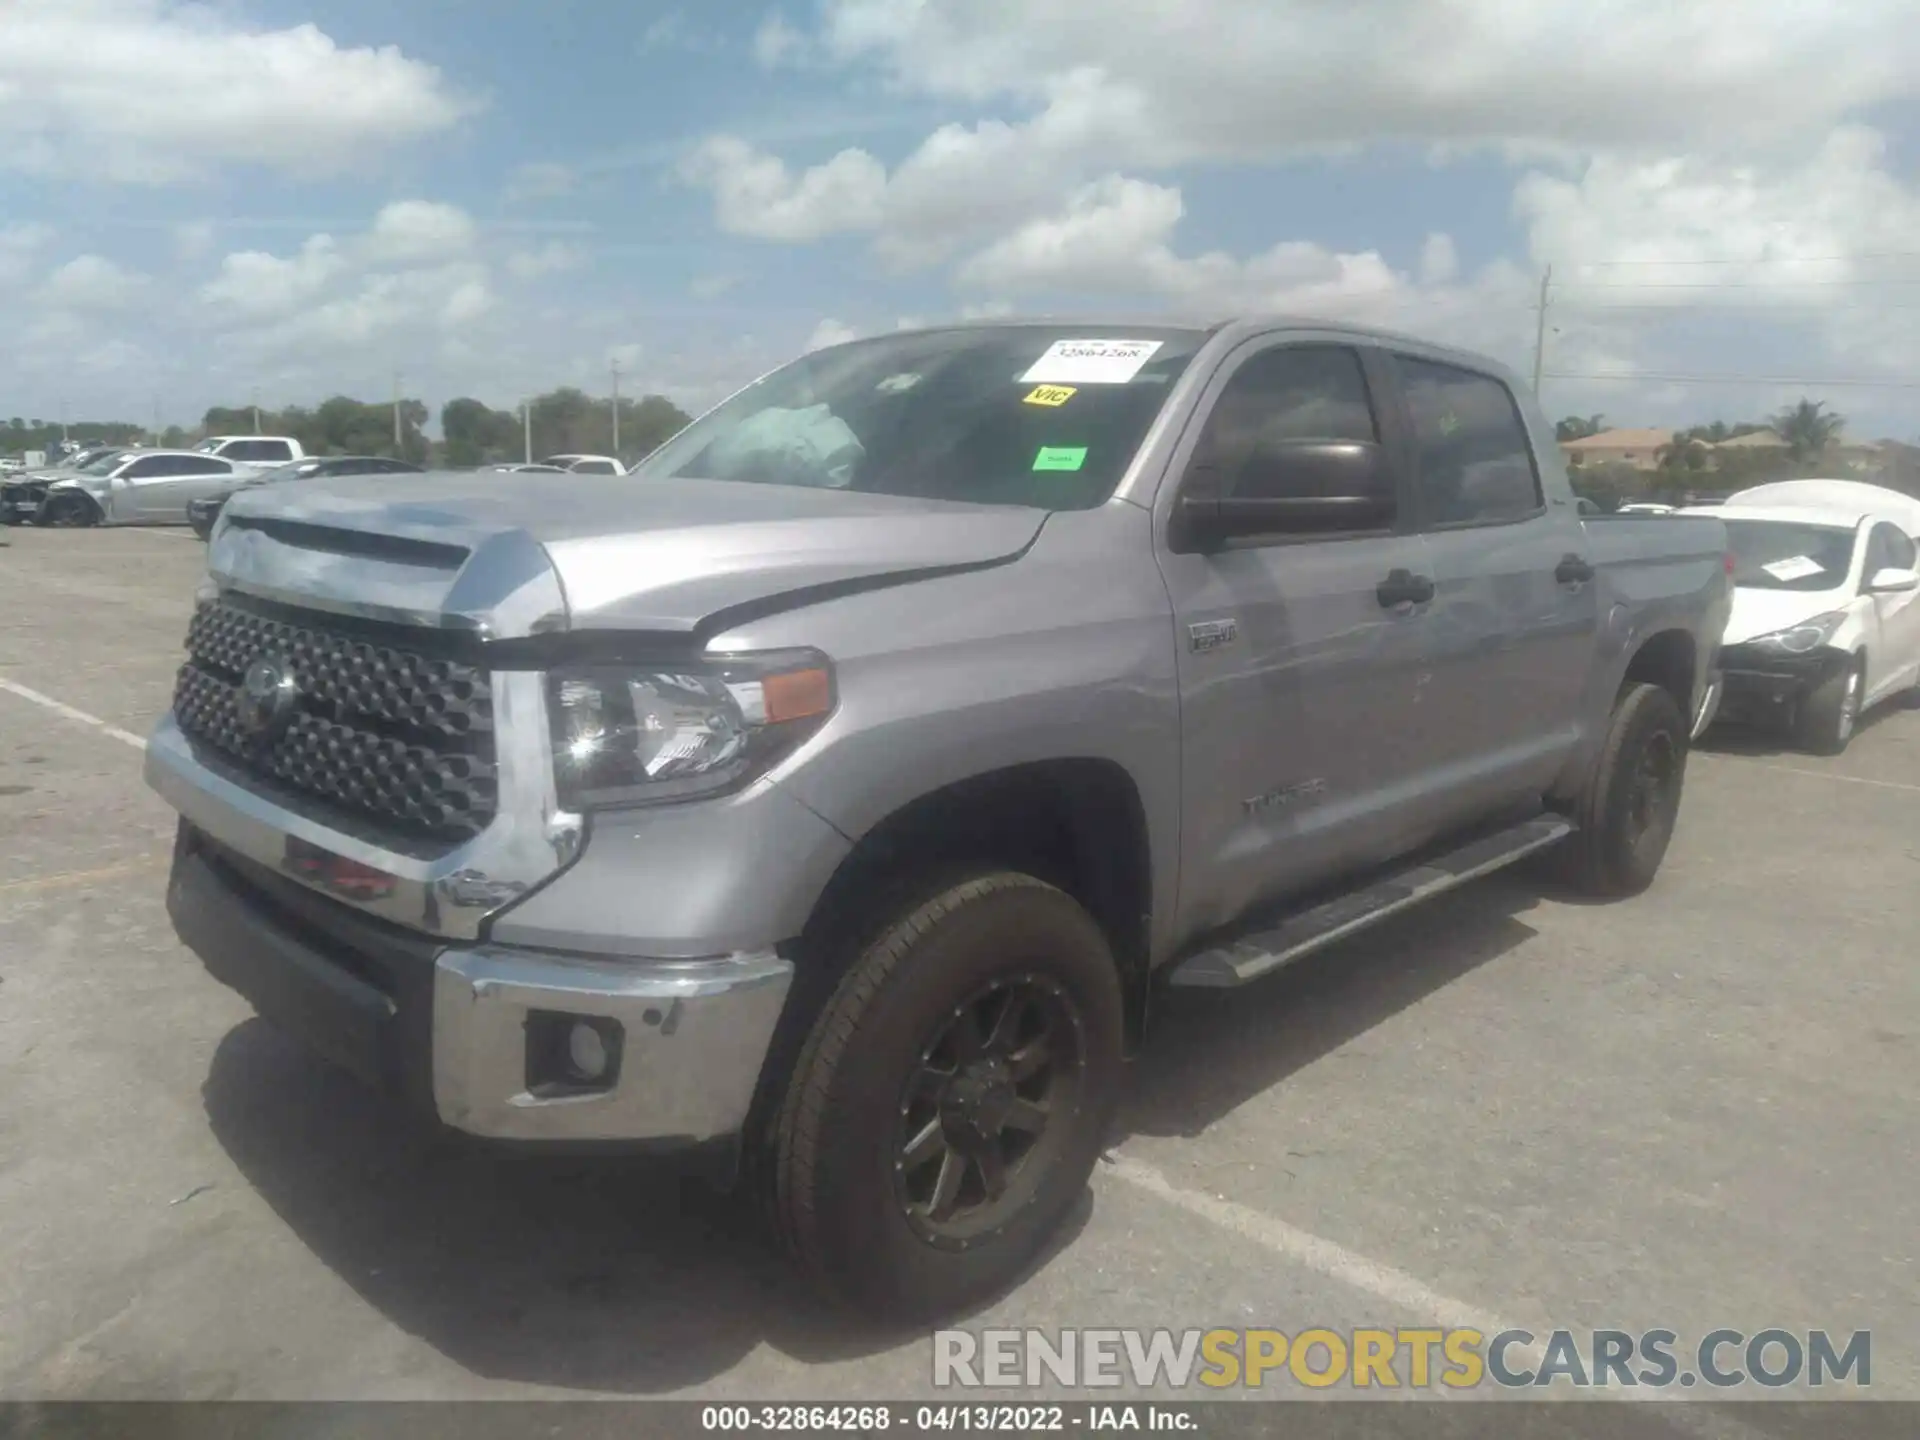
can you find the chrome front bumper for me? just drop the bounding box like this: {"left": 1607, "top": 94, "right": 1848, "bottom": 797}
{"left": 432, "top": 946, "right": 792, "bottom": 1142}
{"left": 168, "top": 826, "right": 793, "bottom": 1146}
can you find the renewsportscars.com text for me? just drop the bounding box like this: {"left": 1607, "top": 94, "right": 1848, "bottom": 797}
{"left": 932, "top": 1328, "right": 1871, "bottom": 1391}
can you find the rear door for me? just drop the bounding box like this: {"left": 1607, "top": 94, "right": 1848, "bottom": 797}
{"left": 1157, "top": 337, "right": 1443, "bottom": 938}
{"left": 133, "top": 456, "right": 236, "bottom": 521}
{"left": 1384, "top": 353, "right": 1602, "bottom": 833}
{"left": 1862, "top": 521, "right": 1920, "bottom": 700}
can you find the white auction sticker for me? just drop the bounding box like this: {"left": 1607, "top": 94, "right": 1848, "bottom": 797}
{"left": 1021, "top": 339, "right": 1164, "bottom": 385}
{"left": 1760, "top": 555, "right": 1826, "bottom": 583}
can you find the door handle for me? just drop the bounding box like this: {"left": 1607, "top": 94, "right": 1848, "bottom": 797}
{"left": 1555, "top": 553, "right": 1595, "bottom": 585}
{"left": 1376, "top": 569, "right": 1436, "bottom": 609}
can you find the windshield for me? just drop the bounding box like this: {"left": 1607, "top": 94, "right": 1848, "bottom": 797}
{"left": 77, "top": 451, "right": 129, "bottom": 475}
{"left": 636, "top": 325, "right": 1208, "bottom": 510}
{"left": 1724, "top": 519, "right": 1857, "bottom": 592}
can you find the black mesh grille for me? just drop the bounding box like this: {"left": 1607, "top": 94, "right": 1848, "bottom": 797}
{"left": 172, "top": 599, "right": 497, "bottom": 843}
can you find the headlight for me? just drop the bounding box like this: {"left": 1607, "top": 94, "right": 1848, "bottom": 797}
{"left": 1745, "top": 611, "right": 1846, "bottom": 654}
{"left": 547, "top": 649, "right": 835, "bottom": 809}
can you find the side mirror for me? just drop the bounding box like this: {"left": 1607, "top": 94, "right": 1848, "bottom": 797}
{"left": 1175, "top": 440, "right": 1393, "bottom": 551}
{"left": 1866, "top": 566, "right": 1920, "bottom": 594}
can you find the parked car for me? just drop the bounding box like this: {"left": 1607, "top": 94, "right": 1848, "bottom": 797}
{"left": 146, "top": 318, "right": 1730, "bottom": 1319}
{"left": 1689, "top": 499, "right": 1920, "bottom": 752}
{"left": 1721, "top": 479, "right": 1920, "bottom": 543}
{"left": 5, "top": 449, "right": 261, "bottom": 527}
{"left": 487, "top": 462, "right": 569, "bottom": 474}
{"left": 196, "top": 435, "right": 307, "bottom": 466}
{"left": 1617, "top": 502, "right": 1676, "bottom": 515}
{"left": 2, "top": 448, "right": 135, "bottom": 524}
{"left": 186, "top": 455, "right": 425, "bottom": 539}
{"left": 0, "top": 458, "right": 25, "bottom": 474}
{"left": 543, "top": 453, "right": 629, "bottom": 475}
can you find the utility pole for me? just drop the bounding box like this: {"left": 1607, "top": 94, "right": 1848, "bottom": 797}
{"left": 250, "top": 388, "right": 261, "bottom": 435}
{"left": 59, "top": 401, "right": 68, "bottom": 445}
{"left": 152, "top": 396, "right": 161, "bottom": 445}
{"left": 392, "top": 371, "right": 404, "bottom": 455}
{"left": 610, "top": 357, "right": 622, "bottom": 456}
{"left": 522, "top": 401, "right": 533, "bottom": 464}
{"left": 1531, "top": 265, "right": 1553, "bottom": 397}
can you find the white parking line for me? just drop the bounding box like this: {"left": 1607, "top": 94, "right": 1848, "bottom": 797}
{"left": 1715, "top": 757, "right": 1920, "bottom": 796}
{"left": 1105, "top": 1153, "right": 1781, "bottom": 1434}
{"left": 0, "top": 677, "right": 148, "bottom": 751}
{"left": 1105, "top": 1152, "right": 1542, "bottom": 1351}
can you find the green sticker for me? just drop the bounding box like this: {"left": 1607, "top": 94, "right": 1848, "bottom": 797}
{"left": 1033, "top": 446, "right": 1088, "bottom": 472}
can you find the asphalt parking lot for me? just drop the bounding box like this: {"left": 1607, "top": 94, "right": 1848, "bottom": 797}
{"left": 1, "top": 524, "right": 1916, "bottom": 1409}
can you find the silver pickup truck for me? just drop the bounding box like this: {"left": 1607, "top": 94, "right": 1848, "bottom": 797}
{"left": 146, "top": 319, "right": 1730, "bottom": 1319}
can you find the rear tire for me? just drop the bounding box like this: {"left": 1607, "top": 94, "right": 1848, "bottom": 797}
{"left": 39, "top": 493, "right": 99, "bottom": 528}
{"left": 1795, "top": 656, "right": 1862, "bottom": 756}
{"left": 1556, "top": 682, "right": 1689, "bottom": 898}
{"left": 772, "top": 872, "right": 1124, "bottom": 1321}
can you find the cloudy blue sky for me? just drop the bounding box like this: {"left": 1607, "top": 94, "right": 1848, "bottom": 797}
{"left": 3, "top": 0, "right": 1919, "bottom": 439}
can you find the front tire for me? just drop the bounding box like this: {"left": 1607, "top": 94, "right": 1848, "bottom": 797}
{"left": 39, "top": 493, "right": 99, "bottom": 528}
{"left": 772, "top": 872, "right": 1124, "bottom": 1320}
{"left": 1557, "top": 682, "right": 1690, "bottom": 897}
{"left": 1796, "top": 656, "right": 1863, "bottom": 754}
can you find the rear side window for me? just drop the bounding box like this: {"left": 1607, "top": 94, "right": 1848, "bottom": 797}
{"left": 1395, "top": 357, "right": 1543, "bottom": 527}
{"left": 123, "top": 456, "right": 170, "bottom": 478}
{"left": 571, "top": 459, "right": 617, "bottom": 474}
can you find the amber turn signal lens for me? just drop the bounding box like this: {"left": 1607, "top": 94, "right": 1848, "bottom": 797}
{"left": 763, "top": 666, "right": 833, "bottom": 724}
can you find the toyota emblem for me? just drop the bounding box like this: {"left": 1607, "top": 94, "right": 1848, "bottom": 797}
{"left": 236, "top": 655, "right": 299, "bottom": 740}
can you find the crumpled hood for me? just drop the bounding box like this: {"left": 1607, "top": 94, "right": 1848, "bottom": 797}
{"left": 215, "top": 470, "right": 1048, "bottom": 636}
{"left": 1724, "top": 585, "right": 1849, "bottom": 645}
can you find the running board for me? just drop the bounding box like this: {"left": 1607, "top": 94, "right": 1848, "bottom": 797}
{"left": 1167, "top": 815, "right": 1574, "bottom": 989}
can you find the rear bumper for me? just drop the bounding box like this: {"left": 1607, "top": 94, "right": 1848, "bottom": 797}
{"left": 1, "top": 483, "right": 46, "bottom": 524}
{"left": 186, "top": 500, "right": 222, "bottom": 540}
{"left": 167, "top": 823, "right": 793, "bottom": 1145}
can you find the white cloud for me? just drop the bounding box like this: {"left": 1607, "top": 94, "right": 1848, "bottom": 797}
{"left": 39, "top": 255, "right": 148, "bottom": 311}
{"left": 201, "top": 236, "right": 346, "bottom": 319}
{"left": 504, "top": 162, "right": 579, "bottom": 205}
{"left": 679, "top": 136, "right": 886, "bottom": 241}
{"left": 753, "top": 12, "right": 810, "bottom": 67}
{"left": 174, "top": 221, "right": 218, "bottom": 263}
{"left": 804, "top": 318, "right": 860, "bottom": 351}
{"left": 807, "top": 0, "right": 1920, "bottom": 162}
{"left": 689, "top": 273, "right": 740, "bottom": 299}
{"left": 0, "top": 0, "right": 471, "bottom": 184}
{"left": 0, "top": 224, "right": 55, "bottom": 286}
{"left": 361, "top": 201, "right": 478, "bottom": 266}
{"left": 506, "top": 242, "right": 587, "bottom": 280}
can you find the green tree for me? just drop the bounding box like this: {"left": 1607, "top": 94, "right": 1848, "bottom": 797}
{"left": 1769, "top": 399, "right": 1844, "bottom": 462}
{"left": 1656, "top": 431, "right": 1710, "bottom": 476}
{"left": 623, "top": 393, "right": 691, "bottom": 459}
{"left": 1554, "top": 414, "right": 1607, "bottom": 442}
{"left": 441, "top": 397, "right": 522, "bottom": 467}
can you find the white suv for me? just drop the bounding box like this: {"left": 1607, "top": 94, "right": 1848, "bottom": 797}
{"left": 197, "top": 435, "right": 307, "bottom": 465}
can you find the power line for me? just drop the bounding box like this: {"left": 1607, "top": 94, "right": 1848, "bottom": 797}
{"left": 1545, "top": 371, "right": 1920, "bottom": 391}
{"left": 1559, "top": 277, "right": 1920, "bottom": 291}
{"left": 1566, "top": 250, "right": 1920, "bottom": 269}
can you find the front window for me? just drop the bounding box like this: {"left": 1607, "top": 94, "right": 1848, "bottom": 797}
{"left": 194, "top": 439, "right": 224, "bottom": 454}
{"left": 1724, "top": 519, "right": 1856, "bottom": 593}
{"left": 78, "top": 451, "right": 129, "bottom": 475}
{"left": 635, "top": 325, "right": 1208, "bottom": 510}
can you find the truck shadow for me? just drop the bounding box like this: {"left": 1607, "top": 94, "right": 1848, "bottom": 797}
{"left": 199, "top": 876, "right": 1535, "bottom": 1394}
{"left": 1122, "top": 877, "right": 1540, "bottom": 1141}
{"left": 1695, "top": 700, "right": 1910, "bottom": 758}
{"left": 201, "top": 1020, "right": 1095, "bottom": 1394}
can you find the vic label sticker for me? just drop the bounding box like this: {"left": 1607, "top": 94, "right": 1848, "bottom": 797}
{"left": 1021, "top": 339, "right": 1163, "bottom": 385}
{"left": 1023, "top": 384, "right": 1078, "bottom": 407}
{"left": 1761, "top": 555, "right": 1825, "bottom": 582}
{"left": 1032, "top": 446, "right": 1088, "bottom": 472}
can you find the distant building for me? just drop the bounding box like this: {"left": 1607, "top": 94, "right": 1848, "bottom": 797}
{"left": 1560, "top": 428, "right": 1673, "bottom": 471}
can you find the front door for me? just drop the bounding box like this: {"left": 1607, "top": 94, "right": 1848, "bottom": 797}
{"left": 1383, "top": 352, "right": 1602, "bottom": 835}
{"left": 1863, "top": 521, "right": 1920, "bottom": 701}
{"left": 1156, "top": 338, "right": 1441, "bottom": 943}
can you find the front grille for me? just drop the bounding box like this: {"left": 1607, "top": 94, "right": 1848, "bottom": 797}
{"left": 172, "top": 598, "right": 497, "bottom": 844}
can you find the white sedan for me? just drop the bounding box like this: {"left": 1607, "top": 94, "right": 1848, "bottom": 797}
{"left": 1691, "top": 500, "right": 1920, "bottom": 753}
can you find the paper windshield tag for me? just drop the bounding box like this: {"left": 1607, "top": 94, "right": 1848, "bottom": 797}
{"left": 1033, "top": 446, "right": 1088, "bottom": 472}
{"left": 1023, "top": 384, "right": 1077, "bottom": 407}
{"left": 1021, "top": 339, "right": 1162, "bottom": 385}
{"left": 1761, "top": 555, "right": 1825, "bottom": 582}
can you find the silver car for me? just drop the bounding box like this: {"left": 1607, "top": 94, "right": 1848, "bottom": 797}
{"left": 21, "top": 448, "right": 260, "bottom": 527}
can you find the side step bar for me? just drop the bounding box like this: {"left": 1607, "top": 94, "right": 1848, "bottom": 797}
{"left": 1166, "top": 814, "right": 1574, "bottom": 989}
